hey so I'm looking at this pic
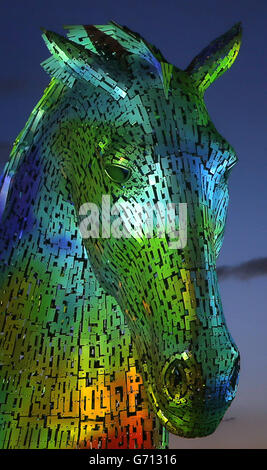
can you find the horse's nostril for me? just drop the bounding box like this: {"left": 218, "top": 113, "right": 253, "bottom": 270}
{"left": 173, "top": 366, "right": 182, "bottom": 387}
{"left": 229, "top": 354, "right": 240, "bottom": 390}
{"left": 164, "top": 359, "right": 183, "bottom": 398}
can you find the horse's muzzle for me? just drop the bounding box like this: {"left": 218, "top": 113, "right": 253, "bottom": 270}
{"left": 153, "top": 350, "right": 240, "bottom": 437}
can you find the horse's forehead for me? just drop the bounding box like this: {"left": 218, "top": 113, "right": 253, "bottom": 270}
{"left": 139, "top": 78, "right": 200, "bottom": 112}
{"left": 140, "top": 88, "right": 233, "bottom": 160}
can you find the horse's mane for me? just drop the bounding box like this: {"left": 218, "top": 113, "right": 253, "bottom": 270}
{"left": 0, "top": 78, "right": 64, "bottom": 217}
{"left": 59, "top": 21, "right": 167, "bottom": 69}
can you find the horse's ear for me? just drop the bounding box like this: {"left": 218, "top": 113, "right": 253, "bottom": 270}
{"left": 41, "top": 28, "right": 129, "bottom": 100}
{"left": 186, "top": 23, "right": 242, "bottom": 94}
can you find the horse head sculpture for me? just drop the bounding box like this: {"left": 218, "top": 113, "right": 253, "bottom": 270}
{"left": 0, "top": 21, "right": 242, "bottom": 448}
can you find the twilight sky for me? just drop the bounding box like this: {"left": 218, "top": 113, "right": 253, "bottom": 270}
{"left": 0, "top": 0, "right": 266, "bottom": 448}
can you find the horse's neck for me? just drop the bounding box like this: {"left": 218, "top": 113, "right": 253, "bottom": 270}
{"left": 0, "top": 134, "right": 167, "bottom": 449}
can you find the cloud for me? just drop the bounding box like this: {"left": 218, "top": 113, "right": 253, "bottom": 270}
{"left": 217, "top": 257, "right": 267, "bottom": 280}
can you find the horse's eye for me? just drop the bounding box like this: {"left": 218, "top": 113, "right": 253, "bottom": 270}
{"left": 104, "top": 164, "right": 131, "bottom": 184}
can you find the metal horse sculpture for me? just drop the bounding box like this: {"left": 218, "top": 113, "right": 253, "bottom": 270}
{"left": 0, "top": 22, "right": 242, "bottom": 449}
